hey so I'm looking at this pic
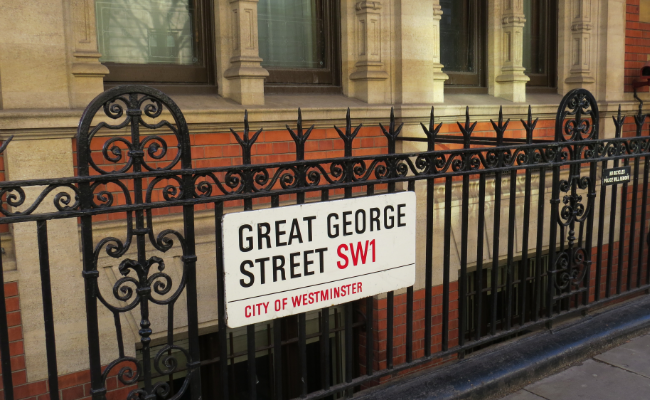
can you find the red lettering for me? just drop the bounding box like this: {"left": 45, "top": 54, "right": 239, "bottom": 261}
{"left": 370, "top": 239, "right": 376, "bottom": 262}
{"left": 302, "top": 294, "right": 307, "bottom": 304}
{"left": 245, "top": 305, "right": 252, "bottom": 318}
{"left": 350, "top": 241, "right": 369, "bottom": 266}
{"left": 358, "top": 282, "right": 362, "bottom": 292}
{"left": 352, "top": 283, "right": 357, "bottom": 294}
{"left": 309, "top": 293, "right": 314, "bottom": 304}
{"left": 292, "top": 295, "right": 302, "bottom": 307}
{"left": 321, "top": 290, "right": 329, "bottom": 301}
{"left": 337, "top": 244, "right": 349, "bottom": 269}
{"left": 334, "top": 287, "right": 340, "bottom": 298}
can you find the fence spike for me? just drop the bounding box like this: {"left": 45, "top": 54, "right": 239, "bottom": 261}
{"left": 420, "top": 107, "right": 443, "bottom": 151}
{"left": 230, "top": 109, "right": 263, "bottom": 164}
{"left": 521, "top": 105, "right": 538, "bottom": 145}
{"left": 490, "top": 106, "right": 510, "bottom": 146}
{"left": 380, "top": 107, "right": 404, "bottom": 154}
{"left": 334, "top": 108, "right": 362, "bottom": 157}
{"left": 612, "top": 104, "right": 624, "bottom": 139}
{"left": 287, "top": 108, "right": 314, "bottom": 161}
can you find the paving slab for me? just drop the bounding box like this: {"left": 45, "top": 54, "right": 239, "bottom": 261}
{"left": 525, "top": 359, "right": 650, "bottom": 400}
{"left": 594, "top": 333, "right": 650, "bottom": 378}
{"left": 500, "top": 390, "right": 547, "bottom": 400}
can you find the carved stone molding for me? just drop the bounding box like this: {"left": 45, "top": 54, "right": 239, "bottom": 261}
{"left": 494, "top": 0, "right": 529, "bottom": 102}
{"left": 432, "top": 0, "right": 448, "bottom": 103}
{"left": 565, "top": 0, "right": 595, "bottom": 84}
{"left": 223, "top": 0, "right": 268, "bottom": 105}
{"left": 350, "top": 1, "right": 389, "bottom": 82}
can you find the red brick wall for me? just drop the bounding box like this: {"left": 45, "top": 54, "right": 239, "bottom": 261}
{"left": 626, "top": 0, "right": 650, "bottom": 92}
{"left": 0, "top": 282, "right": 135, "bottom": 400}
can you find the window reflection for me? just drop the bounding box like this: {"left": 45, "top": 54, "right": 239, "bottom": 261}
{"left": 258, "top": 0, "right": 326, "bottom": 69}
{"left": 440, "top": 0, "right": 476, "bottom": 73}
{"left": 96, "top": 0, "right": 199, "bottom": 65}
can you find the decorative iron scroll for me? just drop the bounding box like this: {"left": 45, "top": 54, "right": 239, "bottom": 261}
{"left": 76, "top": 86, "right": 199, "bottom": 400}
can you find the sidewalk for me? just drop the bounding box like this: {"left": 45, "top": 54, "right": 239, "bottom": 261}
{"left": 501, "top": 332, "right": 650, "bottom": 400}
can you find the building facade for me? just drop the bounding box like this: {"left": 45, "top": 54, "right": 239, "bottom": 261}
{"left": 0, "top": 0, "right": 647, "bottom": 399}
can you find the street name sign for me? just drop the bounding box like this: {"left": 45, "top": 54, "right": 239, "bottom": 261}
{"left": 221, "top": 192, "right": 416, "bottom": 328}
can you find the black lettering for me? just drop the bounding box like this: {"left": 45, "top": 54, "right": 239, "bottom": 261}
{"left": 397, "top": 204, "right": 406, "bottom": 227}
{"left": 343, "top": 211, "right": 353, "bottom": 236}
{"left": 355, "top": 209, "right": 366, "bottom": 234}
{"left": 272, "top": 256, "right": 286, "bottom": 282}
{"left": 257, "top": 223, "right": 271, "bottom": 250}
{"left": 315, "top": 248, "right": 328, "bottom": 273}
{"left": 288, "top": 219, "right": 303, "bottom": 245}
{"left": 290, "top": 252, "right": 301, "bottom": 279}
{"left": 303, "top": 216, "right": 316, "bottom": 241}
{"left": 370, "top": 208, "right": 381, "bottom": 231}
{"left": 384, "top": 205, "right": 395, "bottom": 229}
{"left": 239, "top": 260, "right": 254, "bottom": 288}
{"left": 303, "top": 250, "right": 314, "bottom": 276}
{"left": 255, "top": 257, "right": 269, "bottom": 284}
{"left": 239, "top": 225, "right": 253, "bottom": 252}
{"left": 327, "top": 213, "right": 339, "bottom": 238}
{"left": 275, "top": 220, "right": 287, "bottom": 247}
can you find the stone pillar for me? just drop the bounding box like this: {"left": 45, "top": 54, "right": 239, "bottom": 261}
{"left": 596, "top": 0, "right": 626, "bottom": 102}
{"left": 66, "top": 0, "right": 109, "bottom": 108}
{"left": 4, "top": 139, "right": 97, "bottom": 380}
{"left": 222, "top": 0, "right": 269, "bottom": 105}
{"left": 432, "top": 1, "right": 448, "bottom": 103}
{"left": 396, "top": 0, "right": 436, "bottom": 104}
{"left": 0, "top": 0, "right": 71, "bottom": 109}
{"left": 349, "top": 1, "right": 390, "bottom": 104}
{"left": 492, "top": 0, "right": 529, "bottom": 102}
{"left": 558, "top": 0, "right": 597, "bottom": 93}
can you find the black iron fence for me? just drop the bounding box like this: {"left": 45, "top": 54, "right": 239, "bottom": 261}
{"left": 0, "top": 86, "right": 648, "bottom": 400}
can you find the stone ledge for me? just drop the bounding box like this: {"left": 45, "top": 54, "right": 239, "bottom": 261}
{"left": 354, "top": 293, "right": 650, "bottom": 400}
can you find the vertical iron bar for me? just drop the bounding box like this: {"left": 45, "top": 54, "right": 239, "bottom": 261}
{"left": 406, "top": 286, "right": 413, "bottom": 363}
{"left": 298, "top": 313, "right": 307, "bottom": 397}
{"left": 595, "top": 160, "right": 608, "bottom": 302}
{"left": 534, "top": 167, "right": 546, "bottom": 321}
{"left": 491, "top": 171, "right": 502, "bottom": 334}
{"left": 629, "top": 155, "right": 640, "bottom": 290}
{"left": 606, "top": 159, "right": 619, "bottom": 297}
{"left": 269, "top": 195, "right": 282, "bottom": 400}
{"left": 617, "top": 158, "right": 629, "bottom": 294}
{"left": 386, "top": 292, "right": 394, "bottom": 369}
{"left": 547, "top": 162, "right": 561, "bottom": 318}
{"left": 459, "top": 173, "right": 470, "bottom": 348}
{"left": 215, "top": 202, "right": 229, "bottom": 400}
{"left": 319, "top": 189, "right": 331, "bottom": 391}
{"left": 583, "top": 154, "right": 598, "bottom": 307}
{"left": 638, "top": 156, "right": 649, "bottom": 286}
{"left": 344, "top": 302, "right": 353, "bottom": 397}
{"left": 37, "top": 221, "right": 60, "bottom": 400}
{"left": 506, "top": 170, "right": 517, "bottom": 330}
{"left": 0, "top": 233, "right": 14, "bottom": 400}
{"left": 442, "top": 177, "right": 452, "bottom": 350}
{"left": 475, "top": 174, "right": 486, "bottom": 340}
{"left": 520, "top": 167, "right": 532, "bottom": 325}
{"left": 425, "top": 176, "right": 434, "bottom": 354}
{"left": 365, "top": 296, "right": 374, "bottom": 375}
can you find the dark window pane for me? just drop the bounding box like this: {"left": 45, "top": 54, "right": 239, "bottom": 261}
{"left": 440, "top": 0, "right": 476, "bottom": 73}
{"left": 258, "top": 0, "right": 326, "bottom": 69}
{"left": 96, "top": 0, "right": 200, "bottom": 65}
{"left": 523, "top": 0, "right": 548, "bottom": 75}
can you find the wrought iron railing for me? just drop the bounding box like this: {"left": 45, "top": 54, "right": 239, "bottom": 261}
{"left": 0, "top": 87, "right": 648, "bottom": 400}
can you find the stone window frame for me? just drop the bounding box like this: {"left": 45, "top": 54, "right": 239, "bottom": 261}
{"left": 262, "top": 0, "right": 343, "bottom": 94}
{"left": 99, "top": 0, "right": 217, "bottom": 89}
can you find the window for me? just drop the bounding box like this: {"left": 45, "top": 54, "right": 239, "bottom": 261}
{"left": 96, "top": 0, "right": 214, "bottom": 87}
{"left": 440, "top": 0, "right": 487, "bottom": 92}
{"left": 257, "top": 0, "right": 341, "bottom": 93}
{"left": 523, "top": 0, "right": 557, "bottom": 89}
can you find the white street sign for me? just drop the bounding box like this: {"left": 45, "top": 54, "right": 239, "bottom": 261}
{"left": 221, "top": 192, "right": 416, "bottom": 328}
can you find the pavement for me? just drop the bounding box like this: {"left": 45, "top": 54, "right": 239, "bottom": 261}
{"left": 500, "top": 332, "right": 650, "bottom": 400}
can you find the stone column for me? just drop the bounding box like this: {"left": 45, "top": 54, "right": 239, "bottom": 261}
{"left": 432, "top": 1, "right": 448, "bottom": 103}
{"left": 493, "top": 0, "right": 529, "bottom": 102}
{"left": 0, "top": 0, "right": 71, "bottom": 109}
{"left": 349, "top": 1, "right": 390, "bottom": 104}
{"left": 396, "top": 0, "right": 436, "bottom": 104}
{"left": 221, "top": 0, "right": 269, "bottom": 105}
{"left": 558, "top": 0, "right": 597, "bottom": 93}
{"left": 66, "top": 0, "right": 109, "bottom": 108}
{"left": 4, "top": 139, "right": 99, "bottom": 380}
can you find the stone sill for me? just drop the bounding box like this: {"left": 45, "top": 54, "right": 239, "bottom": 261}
{"left": 0, "top": 93, "right": 646, "bottom": 139}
